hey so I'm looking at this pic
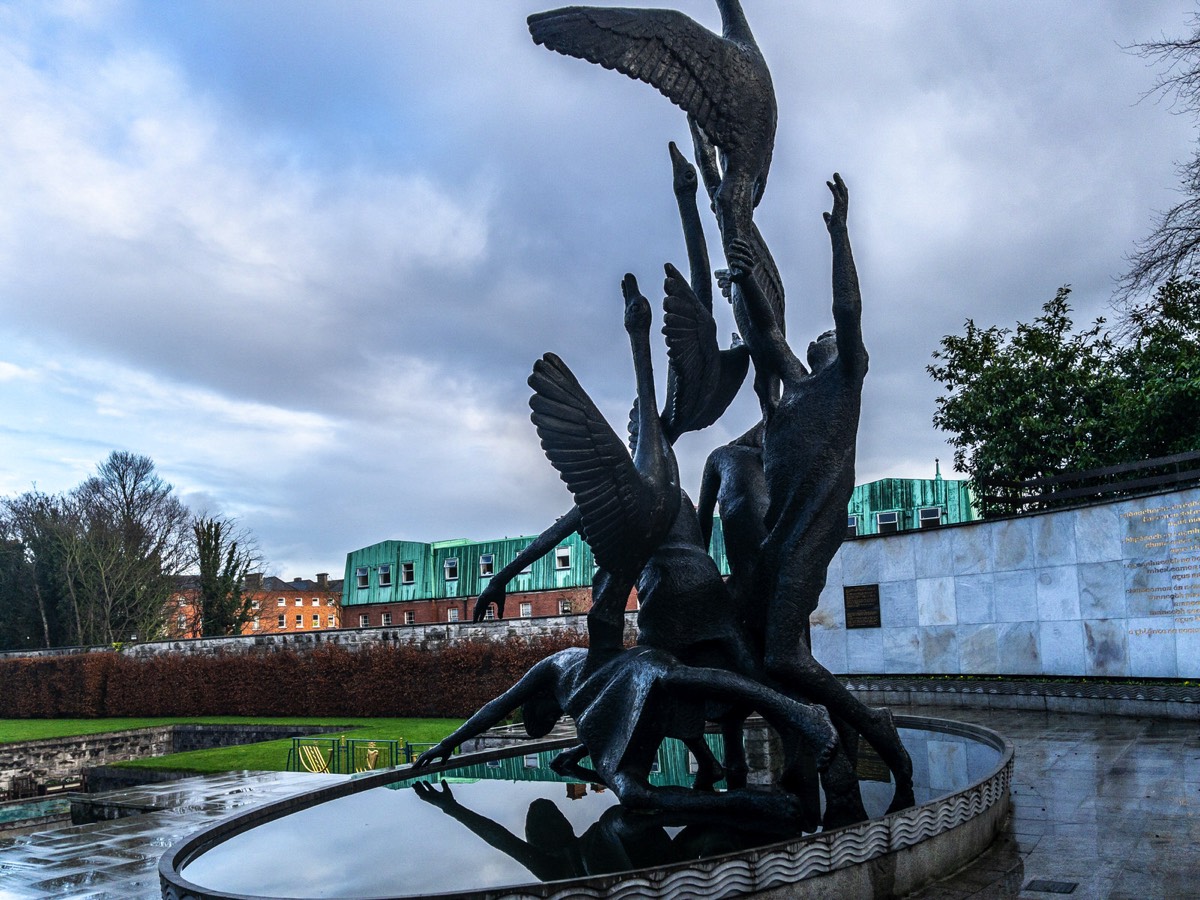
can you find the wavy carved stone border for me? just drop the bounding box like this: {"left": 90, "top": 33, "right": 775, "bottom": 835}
{"left": 159, "top": 716, "right": 1013, "bottom": 900}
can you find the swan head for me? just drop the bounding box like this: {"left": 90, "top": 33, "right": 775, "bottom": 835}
{"left": 668, "top": 141, "right": 698, "bottom": 197}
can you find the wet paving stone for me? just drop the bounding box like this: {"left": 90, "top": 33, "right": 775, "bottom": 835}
{"left": 0, "top": 710, "right": 1196, "bottom": 898}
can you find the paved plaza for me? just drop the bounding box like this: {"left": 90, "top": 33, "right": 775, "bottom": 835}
{"left": 0, "top": 707, "right": 1196, "bottom": 899}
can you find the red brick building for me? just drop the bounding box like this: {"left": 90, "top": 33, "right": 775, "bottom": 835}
{"left": 167, "top": 574, "right": 342, "bottom": 638}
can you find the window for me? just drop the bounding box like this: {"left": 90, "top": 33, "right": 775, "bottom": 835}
{"left": 846, "top": 515, "right": 859, "bottom": 539}
{"left": 359, "top": 614, "right": 369, "bottom": 628}
{"left": 278, "top": 614, "right": 286, "bottom": 628}
{"left": 555, "top": 547, "right": 571, "bottom": 570}
{"left": 295, "top": 614, "right": 303, "bottom": 628}
{"left": 523, "top": 754, "right": 539, "bottom": 769}
{"left": 876, "top": 511, "right": 900, "bottom": 534}
{"left": 479, "top": 554, "right": 495, "bottom": 577}
{"left": 559, "top": 599, "right": 572, "bottom": 615}
{"left": 401, "top": 562, "right": 415, "bottom": 585}
{"left": 519, "top": 602, "right": 532, "bottom": 618}
{"left": 486, "top": 759, "right": 502, "bottom": 769}
{"left": 251, "top": 599, "right": 259, "bottom": 610}
{"left": 483, "top": 606, "right": 496, "bottom": 621}
{"left": 311, "top": 613, "right": 320, "bottom": 627}
{"left": 178, "top": 614, "right": 187, "bottom": 629}
{"left": 311, "top": 597, "right": 320, "bottom": 606}
{"left": 447, "top": 608, "right": 459, "bottom": 622}
{"left": 251, "top": 620, "right": 259, "bottom": 631}
{"left": 918, "top": 507, "right": 943, "bottom": 529}
{"left": 277, "top": 597, "right": 285, "bottom": 607}
{"left": 382, "top": 612, "right": 393, "bottom": 626}
{"left": 326, "top": 596, "right": 333, "bottom": 605}
{"left": 378, "top": 564, "right": 392, "bottom": 587}
{"left": 404, "top": 610, "right": 415, "bottom": 625}
{"left": 356, "top": 566, "right": 369, "bottom": 589}
{"left": 327, "top": 616, "right": 336, "bottom": 627}
{"left": 444, "top": 558, "right": 459, "bottom": 581}
{"left": 519, "top": 559, "right": 532, "bottom": 575}
{"left": 294, "top": 597, "right": 303, "bottom": 607}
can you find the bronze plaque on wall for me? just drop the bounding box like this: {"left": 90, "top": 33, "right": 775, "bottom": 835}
{"left": 843, "top": 583, "right": 881, "bottom": 629}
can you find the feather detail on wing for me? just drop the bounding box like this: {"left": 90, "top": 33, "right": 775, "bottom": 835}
{"left": 662, "top": 263, "right": 721, "bottom": 436}
{"left": 528, "top": 7, "right": 746, "bottom": 149}
{"left": 529, "top": 352, "right": 648, "bottom": 575}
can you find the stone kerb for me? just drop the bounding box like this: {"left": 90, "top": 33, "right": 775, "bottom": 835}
{"left": 813, "top": 484, "right": 1200, "bottom": 679}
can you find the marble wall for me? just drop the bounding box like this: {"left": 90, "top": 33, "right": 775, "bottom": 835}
{"left": 810, "top": 487, "right": 1200, "bottom": 679}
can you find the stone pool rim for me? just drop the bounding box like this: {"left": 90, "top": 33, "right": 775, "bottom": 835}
{"left": 158, "top": 714, "right": 1014, "bottom": 900}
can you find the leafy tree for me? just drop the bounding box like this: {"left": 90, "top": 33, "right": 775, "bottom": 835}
{"left": 930, "top": 282, "right": 1200, "bottom": 515}
{"left": 193, "top": 516, "right": 261, "bottom": 637}
{"left": 1112, "top": 279, "right": 1200, "bottom": 458}
{"left": 929, "top": 288, "right": 1121, "bottom": 510}
{"left": 1, "top": 491, "right": 80, "bottom": 648}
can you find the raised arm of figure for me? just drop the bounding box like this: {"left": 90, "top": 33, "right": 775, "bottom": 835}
{"left": 414, "top": 658, "right": 558, "bottom": 768}
{"left": 727, "top": 239, "right": 805, "bottom": 385}
{"left": 473, "top": 508, "right": 582, "bottom": 621}
{"left": 823, "top": 174, "right": 865, "bottom": 373}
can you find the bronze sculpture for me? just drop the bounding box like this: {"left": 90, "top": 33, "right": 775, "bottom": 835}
{"left": 419, "top": 0, "right": 914, "bottom": 827}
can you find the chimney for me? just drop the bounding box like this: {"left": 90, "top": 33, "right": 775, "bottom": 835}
{"left": 316, "top": 573, "right": 329, "bottom": 589}
{"left": 245, "top": 573, "right": 263, "bottom": 590}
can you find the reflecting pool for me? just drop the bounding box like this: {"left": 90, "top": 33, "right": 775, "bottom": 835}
{"left": 180, "top": 725, "right": 1002, "bottom": 898}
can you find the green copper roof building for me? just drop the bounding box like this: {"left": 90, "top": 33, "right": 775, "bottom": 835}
{"left": 342, "top": 468, "right": 977, "bottom": 607}
{"left": 343, "top": 531, "right": 596, "bottom": 609}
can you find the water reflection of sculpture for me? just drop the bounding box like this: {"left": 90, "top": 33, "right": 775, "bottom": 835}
{"left": 416, "top": 0, "right": 913, "bottom": 825}
{"left": 412, "top": 782, "right": 793, "bottom": 883}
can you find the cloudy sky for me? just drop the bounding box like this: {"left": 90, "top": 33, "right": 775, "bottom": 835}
{"left": 0, "top": 0, "right": 1195, "bottom": 579}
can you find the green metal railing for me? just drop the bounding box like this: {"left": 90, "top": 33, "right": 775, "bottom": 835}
{"left": 286, "top": 737, "right": 451, "bottom": 774}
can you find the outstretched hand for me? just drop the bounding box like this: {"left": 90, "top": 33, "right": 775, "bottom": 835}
{"left": 412, "top": 779, "right": 459, "bottom": 811}
{"left": 414, "top": 741, "right": 454, "bottom": 769}
{"left": 473, "top": 579, "right": 504, "bottom": 622}
{"left": 714, "top": 268, "right": 733, "bottom": 301}
{"left": 823, "top": 172, "right": 848, "bottom": 233}
{"left": 725, "top": 238, "right": 755, "bottom": 285}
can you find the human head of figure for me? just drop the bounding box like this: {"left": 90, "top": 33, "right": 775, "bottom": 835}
{"left": 807, "top": 330, "right": 837, "bottom": 372}
{"left": 522, "top": 692, "right": 564, "bottom": 738}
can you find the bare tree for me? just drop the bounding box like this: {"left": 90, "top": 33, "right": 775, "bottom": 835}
{"left": 1120, "top": 15, "right": 1200, "bottom": 300}
{"left": 67, "top": 452, "right": 192, "bottom": 643}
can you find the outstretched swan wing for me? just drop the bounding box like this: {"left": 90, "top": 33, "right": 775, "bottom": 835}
{"left": 529, "top": 6, "right": 747, "bottom": 149}
{"left": 529, "top": 352, "right": 647, "bottom": 575}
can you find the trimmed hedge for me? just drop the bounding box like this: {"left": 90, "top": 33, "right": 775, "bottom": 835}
{"left": 0, "top": 635, "right": 583, "bottom": 719}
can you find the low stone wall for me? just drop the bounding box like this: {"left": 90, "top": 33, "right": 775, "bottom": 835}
{"left": 0, "top": 724, "right": 345, "bottom": 795}
{"left": 845, "top": 675, "right": 1200, "bottom": 720}
{"left": 0, "top": 611, "right": 629, "bottom": 662}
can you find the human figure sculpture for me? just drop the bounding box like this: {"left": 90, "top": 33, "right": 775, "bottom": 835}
{"left": 723, "top": 175, "right": 914, "bottom": 810}
{"left": 446, "top": 1, "right": 915, "bottom": 826}
{"left": 413, "top": 644, "right": 838, "bottom": 821}
{"left": 695, "top": 420, "right": 767, "bottom": 632}
{"left": 528, "top": 0, "right": 776, "bottom": 256}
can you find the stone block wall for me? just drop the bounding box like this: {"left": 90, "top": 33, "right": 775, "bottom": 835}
{"left": 812, "top": 486, "right": 1200, "bottom": 678}
{"left": 0, "top": 724, "right": 344, "bottom": 794}
{"left": 0, "top": 611, "right": 632, "bottom": 662}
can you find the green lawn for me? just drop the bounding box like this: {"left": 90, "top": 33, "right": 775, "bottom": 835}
{"left": 0, "top": 717, "right": 464, "bottom": 774}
